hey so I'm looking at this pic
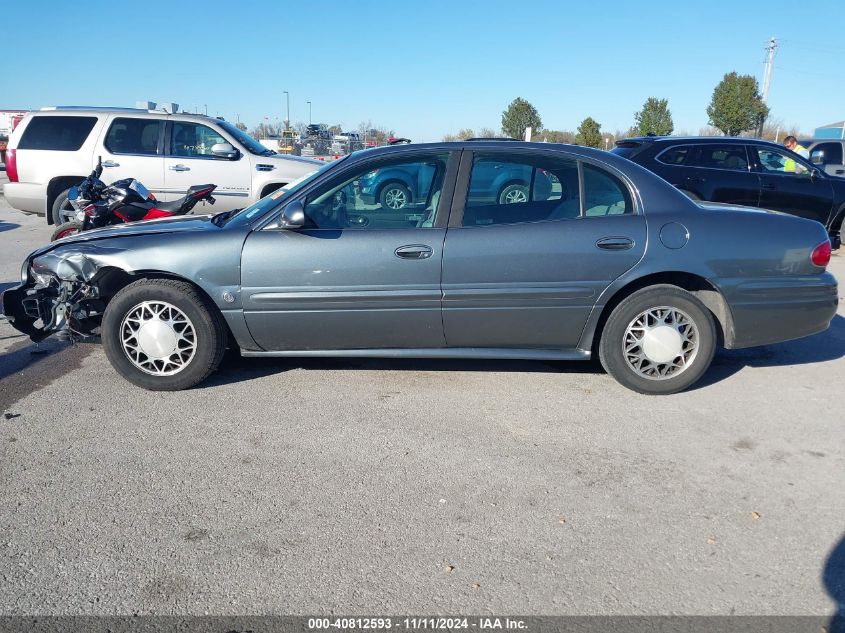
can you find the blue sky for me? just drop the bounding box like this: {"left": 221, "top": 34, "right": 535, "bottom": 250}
{"left": 7, "top": 0, "right": 845, "bottom": 141}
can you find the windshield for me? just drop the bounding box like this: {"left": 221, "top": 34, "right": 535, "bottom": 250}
{"left": 217, "top": 120, "right": 276, "bottom": 157}
{"left": 220, "top": 158, "right": 342, "bottom": 227}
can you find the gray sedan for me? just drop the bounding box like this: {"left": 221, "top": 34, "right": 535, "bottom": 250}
{"left": 2, "top": 141, "right": 838, "bottom": 394}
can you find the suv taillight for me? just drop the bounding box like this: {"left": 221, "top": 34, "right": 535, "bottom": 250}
{"left": 811, "top": 240, "right": 832, "bottom": 268}
{"left": 6, "top": 149, "right": 18, "bottom": 182}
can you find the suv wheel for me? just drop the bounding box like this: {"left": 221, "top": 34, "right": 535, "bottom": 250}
{"left": 379, "top": 182, "right": 411, "bottom": 210}
{"left": 499, "top": 183, "right": 529, "bottom": 204}
{"left": 51, "top": 188, "right": 76, "bottom": 225}
{"left": 598, "top": 285, "right": 716, "bottom": 395}
{"left": 101, "top": 279, "right": 227, "bottom": 391}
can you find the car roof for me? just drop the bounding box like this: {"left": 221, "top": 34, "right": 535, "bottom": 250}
{"left": 617, "top": 135, "right": 787, "bottom": 149}
{"left": 346, "top": 140, "right": 638, "bottom": 171}
{"left": 34, "top": 107, "right": 226, "bottom": 123}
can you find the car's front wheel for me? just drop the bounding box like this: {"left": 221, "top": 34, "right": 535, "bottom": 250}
{"left": 101, "top": 279, "right": 226, "bottom": 391}
{"left": 598, "top": 285, "right": 716, "bottom": 395}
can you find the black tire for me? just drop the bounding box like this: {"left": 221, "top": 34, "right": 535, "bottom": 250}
{"left": 101, "top": 279, "right": 227, "bottom": 391}
{"left": 51, "top": 188, "right": 74, "bottom": 225}
{"left": 378, "top": 182, "right": 411, "bottom": 210}
{"left": 598, "top": 285, "right": 716, "bottom": 395}
{"left": 51, "top": 221, "right": 83, "bottom": 241}
{"left": 498, "top": 183, "right": 529, "bottom": 204}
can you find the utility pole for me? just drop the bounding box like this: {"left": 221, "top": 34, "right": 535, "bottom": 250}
{"left": 756, "top": 37, "right": 777, "bottom": 137}
{"left": 283, "top": 91, "right": 290, "bottom": 130}
{"left": 307, "top": 101, "right": 312, "bottom": 125}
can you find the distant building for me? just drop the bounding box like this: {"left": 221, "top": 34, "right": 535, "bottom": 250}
{"left": 813, "top": 121, "right": 845, "bottom": 139}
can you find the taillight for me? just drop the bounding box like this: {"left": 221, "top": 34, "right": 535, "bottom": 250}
{"left": 6, "top": 149, "right": 18, "bottom": 182}
{"left": 811, "top": 240, "right": 832, "bottom": 268}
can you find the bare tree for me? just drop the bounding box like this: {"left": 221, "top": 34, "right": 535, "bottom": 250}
{"left": 478, "top": 127, "right": 497, "bottom": 138}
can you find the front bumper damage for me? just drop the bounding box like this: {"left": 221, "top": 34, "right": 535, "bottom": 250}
{"left": 3, "top": 251, "right": 111, "bottom": 343}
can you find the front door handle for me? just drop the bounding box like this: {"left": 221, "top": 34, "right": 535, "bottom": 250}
{"left": 596, "top": 237, "right": 634, "bottom": 251}
{"left": 102, "top": 160, "right": 120, "bottom": 168}
{"left": 395, "top": 244, "right": 433, "bottom": 260}
{"left": 169, "top": 164, "right": 190, "bottom": 172}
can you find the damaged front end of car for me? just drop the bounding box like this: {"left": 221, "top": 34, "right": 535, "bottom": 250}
{"left": 3, "top": 249, "right": 116, "bottom": 343}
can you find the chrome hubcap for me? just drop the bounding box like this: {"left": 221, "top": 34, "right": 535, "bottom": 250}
{"left": 623, "top": 306, "right": 698, "bottom": 380}
{"left": 384, "top": 188, "right": 407, "bottom": 209}
{"left": 504, "top": 188, "right": 527, "bottom": 203}
{"left": 120, "top": 301, "right": 196, "bottom": 376}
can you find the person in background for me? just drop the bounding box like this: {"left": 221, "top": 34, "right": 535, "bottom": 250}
{"left": 784, "top": 135, "right": 809, "bottom": 159}
{"left": 783, "top": 136, "right": 809, "bottom": 173}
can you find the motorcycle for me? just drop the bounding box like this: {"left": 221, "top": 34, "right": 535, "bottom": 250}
{"left": 51, "top": 159, "right": 217, "bottom": 241}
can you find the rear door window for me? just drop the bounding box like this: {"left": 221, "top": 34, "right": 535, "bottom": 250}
{"left": 462, "top": 153, "right": 579, "bottom": 226}
{"left": 104, "top": 118, "right": 163, "bottom": 155}
{"left": 694, "top": 145, "right": 749, "bottom": 171}
{"left": 656, "top": 146, "right": 691, "bottom": 166}
{"left": 17, "top": 116, "right": 97, "bottom": 151}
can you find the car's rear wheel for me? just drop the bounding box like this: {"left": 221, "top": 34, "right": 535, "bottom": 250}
{"left": 499, "top": 183, "right": 529, "bottom": 204}
{"left": 101, "top": 279, "right": 226, "bottom": 391}
{"left": 51, "top": 188, "right": 75, "bottom": 225}
{"left": 379, "top": 182, "right": 411, "bottom": 210}
{"left": 598, "top": 285, "right": 716, "bottom": 395}
{"left": 50, "top": 221, "right": 83, "bottom": 241}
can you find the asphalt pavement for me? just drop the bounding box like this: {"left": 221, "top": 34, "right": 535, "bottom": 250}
{"left": 0, "top": 198, "right": 843, "bottom": 616}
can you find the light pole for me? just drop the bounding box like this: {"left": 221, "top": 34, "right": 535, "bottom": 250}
{"left": 283, "top": 91, "right": 290, "bottom": 130}
{"left": 307, "top": 101, "right": 312, "bottom": 125}
{"left": 204, "top": 104, "right": 208, "bottom": 116}
{"left": 604, "top": 137, "right": 610, "bottom": 150}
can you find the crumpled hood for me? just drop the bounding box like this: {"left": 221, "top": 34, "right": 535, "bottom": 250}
{"left": 31, "top": 214, "right": 220, "bottom": 260}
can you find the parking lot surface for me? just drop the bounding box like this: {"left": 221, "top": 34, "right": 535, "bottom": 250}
{"left": 0, "top": 198, "right": 843, "bottom": 616}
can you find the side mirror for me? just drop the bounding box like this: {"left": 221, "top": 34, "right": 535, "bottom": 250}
{"left": 278, "top": 200, "right": 305, "bottom": 228}
{"left": 810, "top": 149, "right": 825, "bottom": 165}
{"left": 211, "top": 142, "right": 239, "bottom": 160}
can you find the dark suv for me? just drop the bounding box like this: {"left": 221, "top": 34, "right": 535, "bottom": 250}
{"left": 612, "top": 136, "right": 845, "bottom": 248}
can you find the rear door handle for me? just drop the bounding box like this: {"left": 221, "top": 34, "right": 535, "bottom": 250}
{"left": 395, "top": 244, "right": 433, "bottom": 260}
{"left": 169, "top": 164, "right": 190, "bottom": 172}
{"left": 596, "top": 237, "right": 634, "bottom": 251}
{"left": 102, "top": 160, "right": 120, "bottom": 168}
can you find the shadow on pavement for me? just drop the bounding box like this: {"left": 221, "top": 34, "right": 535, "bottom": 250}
{"left": 695, "top": 314, "right": 845, "bottom": 389}
{"left": 824, "top": 533, "right": 845, "bottom": 633}
{"left": 0, "top": 221, "right": 20, "bottom": 233}
{"left": 204, "top": 350, "right": 600, "bottom": 388}
{"left": 207, "top": 315, "right": 844, "bottom": 391}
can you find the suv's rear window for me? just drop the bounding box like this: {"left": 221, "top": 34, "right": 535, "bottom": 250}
{"left": 17, "top": 116, "right": 97, "bottom": 151}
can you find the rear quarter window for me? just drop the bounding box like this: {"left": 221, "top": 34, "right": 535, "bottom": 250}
{"left": 17, "top": 116, "right": 98, "bottom": 151}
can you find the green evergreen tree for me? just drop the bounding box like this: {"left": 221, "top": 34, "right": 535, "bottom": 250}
{"left": 634, "top": 97, "right": 674, "bottom": 136}
{"left": 706, "top": 72, "right": 769, "bottom": 136}
{"left": 575, "top": 117, "right": 603, "bottom": 148}
{"left": 501, "top": 98, "right": 542, "bottom": 139}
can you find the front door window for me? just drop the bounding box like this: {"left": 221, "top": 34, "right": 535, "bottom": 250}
{"left": 302, "top": 153, "right": 450, "bottom": 229}
{"left": 170, "top": 122, "right": 228, "bottom": 158}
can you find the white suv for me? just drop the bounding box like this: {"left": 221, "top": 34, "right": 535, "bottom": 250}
{"left": 4, "top": 107, "right": 322, "bottom": 224}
